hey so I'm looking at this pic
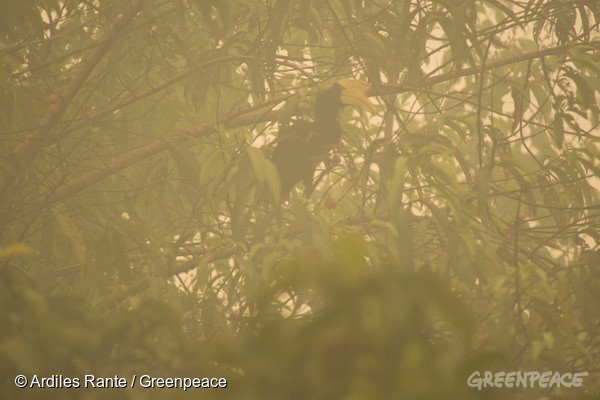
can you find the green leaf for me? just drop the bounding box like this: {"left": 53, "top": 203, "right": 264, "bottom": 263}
{"left": 564, "top": 68, "right": 596, "bottom": 109}
{"left": 532, "top": 339, "right": 545, "bottom": 361}
{"left": 475, "top": 166, "right": 491, "bottom": 215}
{"left": 568, "top": 45, "right": 600, "bottom": 75}
{"left": 386, "top": 157, "right": 407, "bottom": 217}
{"left": 166, "top": 138, "right": 201, "bottom": 184}
{"left": 552, "top": 113, "right": 564, "bottom": 148}
{"left": 577, "top": 5, "right": 591, "bottom": 42}
{"left": 542, "top": 331, "right": 555, "bottom": 349}
{"left": 246, "top": 147, "right": 280, "bottom": 203}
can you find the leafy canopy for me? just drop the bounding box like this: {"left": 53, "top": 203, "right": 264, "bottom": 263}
{"left": 1, "top": 1, "right": 599, "bottom": 399}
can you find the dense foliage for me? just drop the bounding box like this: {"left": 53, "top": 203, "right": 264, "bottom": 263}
{"left": 1, "top": 1, "right": 599, "bottom": 399}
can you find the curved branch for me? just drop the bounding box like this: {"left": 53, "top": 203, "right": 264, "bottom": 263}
{"left": 22, "top": 42, "right": 597, "bottom": 215}
{"left": 368, "top": 42, "right": 599, "bottom": 96}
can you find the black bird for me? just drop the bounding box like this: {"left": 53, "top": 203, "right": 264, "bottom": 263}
{"left": 271, "top": 79, "right": 376, "bottom": 195}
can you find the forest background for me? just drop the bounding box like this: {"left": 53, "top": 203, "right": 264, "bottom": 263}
{"left": 1, "top": 1, "right": 599, "bottom": 399}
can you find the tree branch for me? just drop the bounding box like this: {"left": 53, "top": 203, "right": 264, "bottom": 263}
{"left": 23, "top": 42, "right": 597, "bottom": 215}
{"left": 12, "top": 0, "right": 144, "bottom": 160}
{"left": 368, "top": 43, "right": 599, "bottom": 96}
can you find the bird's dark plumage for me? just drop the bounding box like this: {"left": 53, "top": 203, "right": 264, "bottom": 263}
{"left": 271, "top": 79, "right": 374, "bottom": 196}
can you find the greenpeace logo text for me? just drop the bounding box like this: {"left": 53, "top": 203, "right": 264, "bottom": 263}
{"left": 467, "top": 371, "right": 588, "bottom": 390}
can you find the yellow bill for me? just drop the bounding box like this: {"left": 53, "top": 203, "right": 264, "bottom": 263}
{"left": 337, "top": 79, "right": 377, "bottom": 113}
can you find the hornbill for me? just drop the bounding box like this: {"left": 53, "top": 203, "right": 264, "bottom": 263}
{"left": 271, "top": 79, "right": 376, "bottom": 196}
